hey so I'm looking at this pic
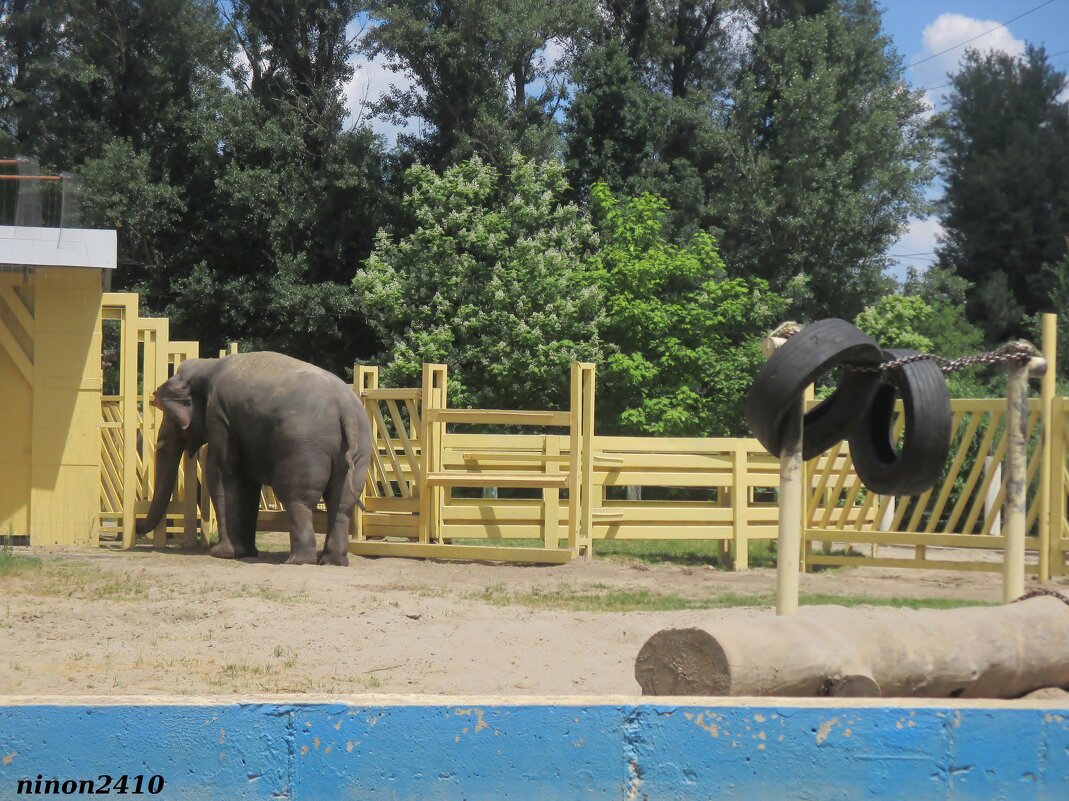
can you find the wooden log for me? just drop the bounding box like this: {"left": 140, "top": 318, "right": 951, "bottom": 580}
{"left": 635, "top": 596, "right": 1069, "bottom": 698}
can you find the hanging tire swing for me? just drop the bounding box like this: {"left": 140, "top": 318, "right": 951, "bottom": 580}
{"left": 847, "top": 348, "right": 952, "bottom": 497}
{"left": 744, "top": 319, "right": 884, "bottom": 460}
{"left": 746, "top": 322, "right": 955, "bottom": 497}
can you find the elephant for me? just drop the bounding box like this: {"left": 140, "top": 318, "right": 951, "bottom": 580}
{"left": 135, "top": 351, "right": 372, "bottom": 566}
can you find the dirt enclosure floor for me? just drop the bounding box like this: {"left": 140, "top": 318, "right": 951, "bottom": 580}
{"left": 2, "top": 536, "right": 1068, "bottom": 698}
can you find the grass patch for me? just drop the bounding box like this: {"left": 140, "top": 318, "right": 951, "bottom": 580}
{"left": 448, "top": 537, "right": 780, "bottom": 568}
{"left": 0, "top": 535, "right": 42, "bottom": 576}
{"left": 468, "top": 584, "right": 992, "bottom": 613}
{"left": 2, "top": 552, "right": 149, "bottom": 601}
{"left": 233, "top": 584, "right": 309, "bottom": 604}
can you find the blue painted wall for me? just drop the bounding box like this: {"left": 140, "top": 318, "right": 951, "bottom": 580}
{"left": 1, "top": 700, "right": 1066, "bottom": 800}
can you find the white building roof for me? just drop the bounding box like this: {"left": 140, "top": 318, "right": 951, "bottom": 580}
{"left": 0, "top": 226, "right": 117, "bottom": 270}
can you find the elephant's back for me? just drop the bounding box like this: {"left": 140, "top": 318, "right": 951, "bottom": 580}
{"left": 218, "top": 351, "right": 348, "bottom": 396}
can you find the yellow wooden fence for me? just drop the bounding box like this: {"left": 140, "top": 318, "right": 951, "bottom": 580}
{"left": 91, "top": 294, "right": 1069, "bottom": 577}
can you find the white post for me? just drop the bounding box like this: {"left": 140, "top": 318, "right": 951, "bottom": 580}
{"left": 763, "top": 323, "right": 803, "bottom": 616}
{"left": 1003, "top": 343, "right": 1046, "bottom": 604}
{"left": 777, "top": 401, "right": 804, "bottom": 616}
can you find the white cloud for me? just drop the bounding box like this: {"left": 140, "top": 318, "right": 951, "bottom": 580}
{"left": 344, "top": 20, "right": 419, "bottom": 146}
{"left": 886, "top": 216, "right": 944, "bottom": 283}
{"left": 911, "top": 14, "right": 1026, "bottom": 109}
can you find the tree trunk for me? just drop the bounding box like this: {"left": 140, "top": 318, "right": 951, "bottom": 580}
{"left": 635, "top": 596, "right": 1069, "bottom": 698}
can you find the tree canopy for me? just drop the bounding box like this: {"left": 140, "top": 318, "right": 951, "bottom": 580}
{"left": 7, "top": 0, "right": 1053, "bottom": 433}
{"left": 935, "top": 45, "right": 1069, "bottom": 343}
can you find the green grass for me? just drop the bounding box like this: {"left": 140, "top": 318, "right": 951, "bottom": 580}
{"left": 449, "top": 537, "right": 779, "bottom": 568}
{"left": 467, "top": 583, "right": 992, "bottom": 613}
{"left": 0, "top": 534, "right": 42, "bottom": 576}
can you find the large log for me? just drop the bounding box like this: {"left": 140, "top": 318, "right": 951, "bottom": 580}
{"left": 635, "top": 596, "right": 1069, "bottom": 698}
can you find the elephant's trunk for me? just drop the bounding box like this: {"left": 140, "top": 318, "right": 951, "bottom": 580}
{"left": 135, "top": 416, "right": 186, "bottom": 537}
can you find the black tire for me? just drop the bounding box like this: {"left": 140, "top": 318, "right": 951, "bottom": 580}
{"left": 745, "top": 319, "right": 884, "bottom": 458}
{"left": 847, "top": 348, "right": 952, "bottom": 496}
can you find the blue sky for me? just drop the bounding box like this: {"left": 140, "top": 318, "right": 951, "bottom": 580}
{"left": 343, "top": 1, "right": 1069, "bottom": 283}
{"left": 880, "top": 0, "right": 1069, "bottom": 280}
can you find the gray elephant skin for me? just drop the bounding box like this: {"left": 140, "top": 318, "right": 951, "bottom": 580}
{"left": 136, "top": 351, "right": 372, "bottom": 566}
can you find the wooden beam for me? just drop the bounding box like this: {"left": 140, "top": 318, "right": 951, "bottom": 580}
{"left": 0, "top": 314, "right": 32, "bottom": 383}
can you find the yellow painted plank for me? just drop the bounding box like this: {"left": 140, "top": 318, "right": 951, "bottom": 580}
{"left": 369, "top": 402, "right": 412, "bottom": 498}
{"left": 0, "top": 315, "right": 32, "bottom": 383}
{"left": 805, "top": 553, "right": 1040, "bottom": 574}
{"left": 594, "top": 526, "right": 738, "bottom": 540}
{"left": 943, "top": 410, "right": 1001, "bottom": 533}
{"left": 425, "top": 471, "right": 568, "bottom": 488}
{"left": 806, "top": 528, "right": 1039, "bottom": 549}
{"left": 595, "top": 470, "right": 733, "bottom": 487}
{"left": 348, "top": 541, "right": 573, "bottom": 564}
{"left": 0, "top": 282, "right": 35, "bottom": 335}
{"left": 362, "top": 388, "right": 422, "bottom": 400}
{"left": 385, "top": 398, "right": 423, "bottom": 482}
{"left": 430, "top": 408, "right": 572, "bottom": 427}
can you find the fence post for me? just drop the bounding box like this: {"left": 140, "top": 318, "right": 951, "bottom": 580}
{"left": 119, "top": 297, "right": 139, "bottom": 549}
{"left": 1003, "top": 343, "right": 1046, "bottom": 603}
{"left": 732, "top": 442, "right": 750, "bottom": 570}
{"left": 762, "top": 323, "right": 803, "bottom": 615}
{"left": 580, "top": 363, "right": 595, "bottom": 559}
{"left": 1039, "top": 313, "right": 1057, "bottom": 582}
{"left": 353, "top": 364, "right": 378, "bottom": 543}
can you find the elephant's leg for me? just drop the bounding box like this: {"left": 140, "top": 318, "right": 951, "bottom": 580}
{"left": 275, "top": 490, "right": 319, "bottom": 565}
{"left": 206, "top": 446, "right": 247, "bottom": 559}
{"left": 319, "top": 474, "right": 351, "bottom": 567}
{"left": 237, "top": 477, "right": 261, "bottom": 557}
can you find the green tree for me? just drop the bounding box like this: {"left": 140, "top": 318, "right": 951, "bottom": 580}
{"left": 935, "top": 46, "right": 1069, "bottom": 343}
{"left": 855, "top": 294, "right": 935, "bottom": 352}
{"left": 901, "top": 266, "right": 984, "bottom": 358}
{"left": 160, "top": 0, "right": 389, "bottom": 373}
{"left": 590, "top": 183, "right": 788, "bottom": 436}
{"left": 715, "top": 0, "right": 931, "bottom": 319}
{"left": 365, "top": 0, "right": 576, "bottom": 168}
{"left": 564, "top": 0, "right": 731, "bottom": 237}
{"left": 354, "top": 155, "right": 605, "bottom": 409}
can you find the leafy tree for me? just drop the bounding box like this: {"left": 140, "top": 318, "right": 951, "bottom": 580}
{"left": 364, "top": 0, "right": 575, "bottom": 168}
{"left": 901, "top": 266, "right": 984, "bottom": 358}
{"left": 564, "top": 0, "right": 731, "bottom": 237}
{"left": 157, "top": 1, "right": 389, "bottom": 374}
{"left": 590, "top": 183, "right": 788, "bottom": 436}
{"left": 855, "top": 295, "right": 935, "bottom": 352}
{"left": 935, "top": 46, "right": 1069, "bottom": 343}
{"left": 715, "top": 0, "right": 931, "bottom": 319}
{"left": 354, "top": 155, "right": 605, "bottom": 409}
{"left": 0, "top": 1, "right": 67, "bottom": 152}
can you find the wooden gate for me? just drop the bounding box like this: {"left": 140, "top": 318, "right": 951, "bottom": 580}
{"left": 99, "top": 293, "right": 201, "bottom": 548}
{"left": 350, "top": 363, "right": 595, "bottom": 563}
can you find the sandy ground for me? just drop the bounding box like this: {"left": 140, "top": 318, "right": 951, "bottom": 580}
{"left": 2, "top": 537, "right": 1067, "bottom": 698}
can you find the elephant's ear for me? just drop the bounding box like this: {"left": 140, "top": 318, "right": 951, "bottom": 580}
{"left": 155, "top": 377, "right": 194, "bottom": 431}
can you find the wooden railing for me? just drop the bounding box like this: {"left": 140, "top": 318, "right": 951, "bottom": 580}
{"left": 805, "top": 398, "right": 1048, "bottom": 573}
{"left": 95, "top": 294, "right": 1068, "bottom": 576}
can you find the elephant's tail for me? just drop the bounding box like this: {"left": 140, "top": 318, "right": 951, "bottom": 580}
{"left": 343, "top": 410, "right": 370, "bottom": 512}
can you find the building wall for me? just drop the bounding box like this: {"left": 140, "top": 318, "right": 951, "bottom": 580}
{"left": 0, "top": 272, "right": 34, "bottom": 537}
{"left": 28, "top": 268, "right": 104, "bottom": 546}
{"left": 1, "top": 697, "right": 1066, "bottom": 799}
{"left": 0, "top": 267, "right": 102, "bottom": 544}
